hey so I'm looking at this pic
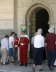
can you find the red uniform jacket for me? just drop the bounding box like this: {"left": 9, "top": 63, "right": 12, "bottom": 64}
{"left": 19, "top": 37, "right": 29, "bottom": 46}
{"left": 14, "top": 37, "right": 19, "bottom": 47}
{"left": 19, "top": 35, "right": 29, "bottom": 63}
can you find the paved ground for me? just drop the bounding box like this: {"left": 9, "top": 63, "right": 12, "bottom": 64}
{"left": 0, "top": 61, "right": 56, "bottom": 72}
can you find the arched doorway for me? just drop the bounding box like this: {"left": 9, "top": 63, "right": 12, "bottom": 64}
{"left": 25, "top": 3, "right": 53, "bottom": 35}
{"left": 29, "top": 7, "right": 49, "bottom": 36}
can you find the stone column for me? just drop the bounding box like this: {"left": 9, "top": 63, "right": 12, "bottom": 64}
{"left": 14, "top": 0, "right": 18, "bottom": 32}
{"left": 0, "top": 0, "right": 14, "bottom": 36}
{"left": 14, "top": 0, "right": 25, "bottom": 35}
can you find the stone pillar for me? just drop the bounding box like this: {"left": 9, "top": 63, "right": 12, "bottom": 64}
{"left": 15, "top": 0, "right": 33, "bottom": 35}
{"left": 15, "top": 0, "right": 25, "bottom": 35}
{"left": 0, "top": 0, "right": 14, "bottom": 30}
{"left": 0, "top": 0, "right": 14, "bottom": 36}
{"left": 14, "top": 0, "right": 18, "bottom": 32}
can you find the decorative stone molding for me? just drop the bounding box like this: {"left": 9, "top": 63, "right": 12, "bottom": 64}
{"left": 25, "top": 2, "right": 54, "bottom": 34}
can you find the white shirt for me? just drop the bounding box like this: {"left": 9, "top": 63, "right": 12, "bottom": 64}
{"left": 34, "top": 34, "right": 45, "bottom": 48}
{"left": 9, "top": 36, "right": 14, "bottom": 48}
{"left": 1, "top": 38, "right": 9, "bottom": 49}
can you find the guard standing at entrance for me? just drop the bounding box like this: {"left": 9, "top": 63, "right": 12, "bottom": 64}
{"left": 19, "top": 31, "right": 29, "bottom": 66}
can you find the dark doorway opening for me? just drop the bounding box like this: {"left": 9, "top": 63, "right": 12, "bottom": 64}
{"left": 35, "top": 8, "right": 49, "bottom": 36}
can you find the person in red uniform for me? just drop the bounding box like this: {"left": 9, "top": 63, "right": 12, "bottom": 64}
{"left": 45, "top": 26, "right": 56, "bottom": 70}
{"left": 14, "top": 33, "right": 19, "bottom": 64}
{"left": 19, "top": 32, "right": 29, "bottom": 66}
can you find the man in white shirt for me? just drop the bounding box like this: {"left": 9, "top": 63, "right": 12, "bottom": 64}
{"left": 1, "top": 35, "right": 9, "bottom": 64}
{"left": 8, "top": 32, "right": 15, "bottom": 63}
{"left": 32, "top": 28, "right": 45, "bottom": 71}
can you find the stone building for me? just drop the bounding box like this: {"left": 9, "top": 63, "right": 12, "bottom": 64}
{"left": 0, "top": 0, "right": 56, "bottom": 37}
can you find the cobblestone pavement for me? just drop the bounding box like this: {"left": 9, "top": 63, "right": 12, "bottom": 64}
{"left": 0, "top": 61, "right": 56, "bottom": 72}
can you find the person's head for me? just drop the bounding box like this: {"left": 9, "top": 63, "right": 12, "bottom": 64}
{"left": 14, "top": 33, "right": 17, "bottom": 38}
{"left": 48, "top": 26, "right": 54, "bottom": 33}
{"left": 37, "top": 28, "right": 43, "bottom": 35}
{"left": 10, "top": 32, "right": 15, "bottom": 37}
{"left": 4, "top": 35, "right": 9, "bottom": 38}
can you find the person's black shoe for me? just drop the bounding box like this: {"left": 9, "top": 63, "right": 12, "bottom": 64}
{"left": 5, "top": 62, "right": 9, "bottom": 65}
{"left": 20, "top": 63, "right": 24, "bottom": 66}
{"left": 24, "top": 63, "right": 27, "bottom": 67}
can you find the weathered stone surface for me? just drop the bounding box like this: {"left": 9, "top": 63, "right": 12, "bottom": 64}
{"left": 0, "top": 0, "right": 56, "bottom": 34}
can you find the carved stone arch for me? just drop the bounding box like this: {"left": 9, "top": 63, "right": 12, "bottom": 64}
{"left": 25, "top": 3, "right": 53, "bottom": 34}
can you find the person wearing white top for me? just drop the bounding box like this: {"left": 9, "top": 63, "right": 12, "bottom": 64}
{"left": 9, "top": 36, "right": 14, "bottom": 48}
{"left": 8, "top": 32, "right": 15, "bottom": 63}
{"left": 34, "top": 34, "right": 44, "bottom": 48}
{"left": 1, "top": 35, "right": 9, "bottom": 64}
{"left": 32, "top": 28, "right": 45, "bottom": 71}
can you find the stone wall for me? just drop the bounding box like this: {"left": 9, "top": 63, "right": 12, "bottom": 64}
{"left": 17, "top": 0, "right": 56, "bottom": 33}
{"left": 0, "top": 0, "right": 14, "bottom": 30}
{"left": 0, "top": 0, "right": 14, "bottom": 37}
{"left": 0, "top": 0, "right": 56, "bottom": 35}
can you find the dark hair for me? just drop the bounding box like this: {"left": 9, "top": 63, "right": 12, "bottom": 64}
{"left": 5, "top": 35, "right": 9, "bottom": 38}
{"left": 10, "top": 32, "right": 15, "bottom": 36}
{"left": 15, "top": 33, "right": 17, "bottom": 36}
